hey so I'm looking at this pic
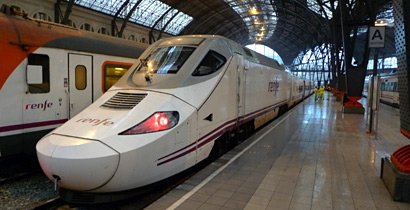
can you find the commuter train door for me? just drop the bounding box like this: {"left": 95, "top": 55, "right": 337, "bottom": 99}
{"left": 68, "top": 54, "right": 92, "bottom": 118}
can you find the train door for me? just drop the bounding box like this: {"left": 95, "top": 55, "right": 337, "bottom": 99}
{"left": 236, "top": 54, "right": 246, "bottom": 121}
{"left": 68, "top": 54, "right": 92, "bottom": 118}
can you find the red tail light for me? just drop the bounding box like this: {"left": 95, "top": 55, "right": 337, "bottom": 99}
{"left": 120, "top": 111, "right": 179, "bottom": 135}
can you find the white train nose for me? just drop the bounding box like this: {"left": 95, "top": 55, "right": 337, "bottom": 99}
{"left": 36, "top": 134, "right": 119, "bottom": 191}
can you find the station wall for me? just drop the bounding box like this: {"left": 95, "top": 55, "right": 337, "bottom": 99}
{"left": 1, "top": 0, "right": 167, "bottom": 44}
{"left": 393, "top": 0, "right": 410, "bottom": 138}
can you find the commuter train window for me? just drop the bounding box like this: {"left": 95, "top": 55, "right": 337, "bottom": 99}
{"left": 27, "top": 54, "right": 50, "bottom": 94}
{"left": 192, "top": 50, "right": 226, "bottom": 76}
{"left": 103, "top": 62, "right": 132, "bottom": 92}
{"left": 75, "top": 65, "right": 87, "bottom": 90}
{"left": 138, "top": 46, "right": 194, "bottom": 74}
{"left": 387, "top": 82, "right": 392, "bottom": 91}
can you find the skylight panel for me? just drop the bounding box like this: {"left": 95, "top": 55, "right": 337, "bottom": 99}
{"left": 75, "top": 0, "right": 192, "bottom": 35}
{"left": 224, "top": 0, "right": 277, "bottom": 42}
{"left": 307, "top": 0, "right": 334, "bottom": 19}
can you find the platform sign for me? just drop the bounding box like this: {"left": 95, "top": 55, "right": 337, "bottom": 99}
{"left": 369, "top": 26, "right": 385, "bottom": 48}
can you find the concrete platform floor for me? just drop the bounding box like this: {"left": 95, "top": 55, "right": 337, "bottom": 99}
{"left": 146, "top": 92, "right": 410, "bottom": 210}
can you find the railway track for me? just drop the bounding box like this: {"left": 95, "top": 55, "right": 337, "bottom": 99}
{"left": 0, "top": 170, "right": 194, "bottom": 209}
{"left": 0, "top": 155, "right": 41, "bottom": 185}
{"left": 28, "top": 159, "right": 209, "bottom": 209}
{"left": 0, "top": 147, "right": 223, "bottom": 209}
{"left": 31, "top": 197, "right": 64, "bottom": 210}
{"left": 0, "top": 156, "right": 58, "bottom": 209}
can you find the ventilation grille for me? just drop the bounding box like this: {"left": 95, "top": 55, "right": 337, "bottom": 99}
{"left": 101, "top": 92, "right": 147, "bottom": 109}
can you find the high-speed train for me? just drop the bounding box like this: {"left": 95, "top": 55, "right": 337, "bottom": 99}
{"left": 36, "top": 35, "right": 313, "bottom": 202}
{"left": 0, "top": 10, "right": 147, "bottom": 157}
{"left": 363, "top": 74, "right": 399, "bottom": 108}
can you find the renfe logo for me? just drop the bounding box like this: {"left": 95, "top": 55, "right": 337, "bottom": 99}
{"left": 25, "top": 100, "right": 53, "bottom": 111}
{"left": 76, "top": 118, "right": 114, "bottom": 126}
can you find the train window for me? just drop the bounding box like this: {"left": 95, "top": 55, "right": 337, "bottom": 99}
{"left": 27, "top": 54, "right": 50, "bottom": 93}
{"left": 139, "top": 46, "right": 194, "bottom": 74}
{"left": 381, "top": 83, "right": 386, "bottom": 91}
{"left": 103, "top": 62, "right": 132, "bottom": 92}
{"left": 192, "top": 51, "right": 226, "bottom": 76}
{"left": 75, "top": 65, "right": 87, "bottom": 90}
{"left": 27, "top": 66, "right": 43, "bottom": 84}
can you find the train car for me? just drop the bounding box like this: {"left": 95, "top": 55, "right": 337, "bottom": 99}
{"left": 289, "top": 77, "right": 306, "bottom": 106}
{"left": 304, "top": 80, "right": 314, "bottom": 98}
{"left": 36, "top": 35, "right": 310, "bottom": 203}
{"left": 0, "top": 10, "right": 147, "bottom": 157}
{"left": 363, "top": 74, "right": 399, "bottom": 108}
{"left": 363, "top": 76, "right": 370, "bottom": 97}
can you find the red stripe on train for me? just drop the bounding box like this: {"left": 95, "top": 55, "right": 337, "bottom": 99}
{"left": 0, "top": 119, "right": 68, "bottom": 132}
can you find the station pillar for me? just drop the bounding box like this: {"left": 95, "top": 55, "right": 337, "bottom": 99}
{"left": 394, "top": 0, "right": 410, "bottom": 138}
{"left": 344, "top": 67, "right": 366, "bottom": 114}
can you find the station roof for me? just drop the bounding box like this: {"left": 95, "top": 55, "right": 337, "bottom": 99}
{"left": 72, "top": 0, "right": 395, "bottom": 66}
{"left": 162, "top": 0, "right": 395, "bottom": 65}
{"left": 160, "top": 0, "right": 329, "bottom": 65}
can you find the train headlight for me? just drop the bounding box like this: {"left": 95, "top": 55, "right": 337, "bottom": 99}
{"left": 119, "top": 111, "right": 179, "bottom": 135}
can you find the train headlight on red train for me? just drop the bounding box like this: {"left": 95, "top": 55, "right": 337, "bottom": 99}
{"left": 120, "top": 111, "right": 179, "bottom": 135}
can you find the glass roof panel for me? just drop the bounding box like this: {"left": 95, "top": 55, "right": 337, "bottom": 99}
{"left": 75, "top": 0, "right": 192, "bottom": 35}
{"left": 307, "top": 0, "right": 335, "bottom": 19}
{"left": 307, "top": 0, "right": 357, "bottom": 20}
{"left": 376, "top": 3, "right": 394, "bottom": 27}
{"left": 224, "top": 0, "right": 277, "bottom": 42}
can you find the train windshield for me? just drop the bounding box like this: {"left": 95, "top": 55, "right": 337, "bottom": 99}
{"left": 137, "top": 46, "right": 194, "bottom": 74}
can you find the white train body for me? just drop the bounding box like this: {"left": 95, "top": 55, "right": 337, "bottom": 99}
{"left": 363, "top": 74, "right": 399, "bottom": 107}
{"left": 37, "top": 35, "right": 310, "bottom": 193}
{"left": 0, "top": 13, "right": 147, "bottom": 157}
{"left": 380, "top": 75, "right": 399, "bottom": 107}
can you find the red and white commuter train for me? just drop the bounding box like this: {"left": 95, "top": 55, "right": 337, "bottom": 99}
{"left": 0, "top": 11, "right": 147, "bottom": 157}
{"left": 36, "top": 34, "right": 313, "bottom": 202}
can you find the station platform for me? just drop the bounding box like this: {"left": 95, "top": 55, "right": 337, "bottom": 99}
{"left": 146, "top": 92, "right": 410, "bottom": 210}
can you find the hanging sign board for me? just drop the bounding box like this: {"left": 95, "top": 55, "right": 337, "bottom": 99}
{"left": 369, "top": 26, "right": 385, "bottom": 48}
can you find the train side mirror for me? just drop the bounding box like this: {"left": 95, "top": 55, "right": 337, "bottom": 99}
{"left": 27, "top": 65, "right": 43, "bottom": 84}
